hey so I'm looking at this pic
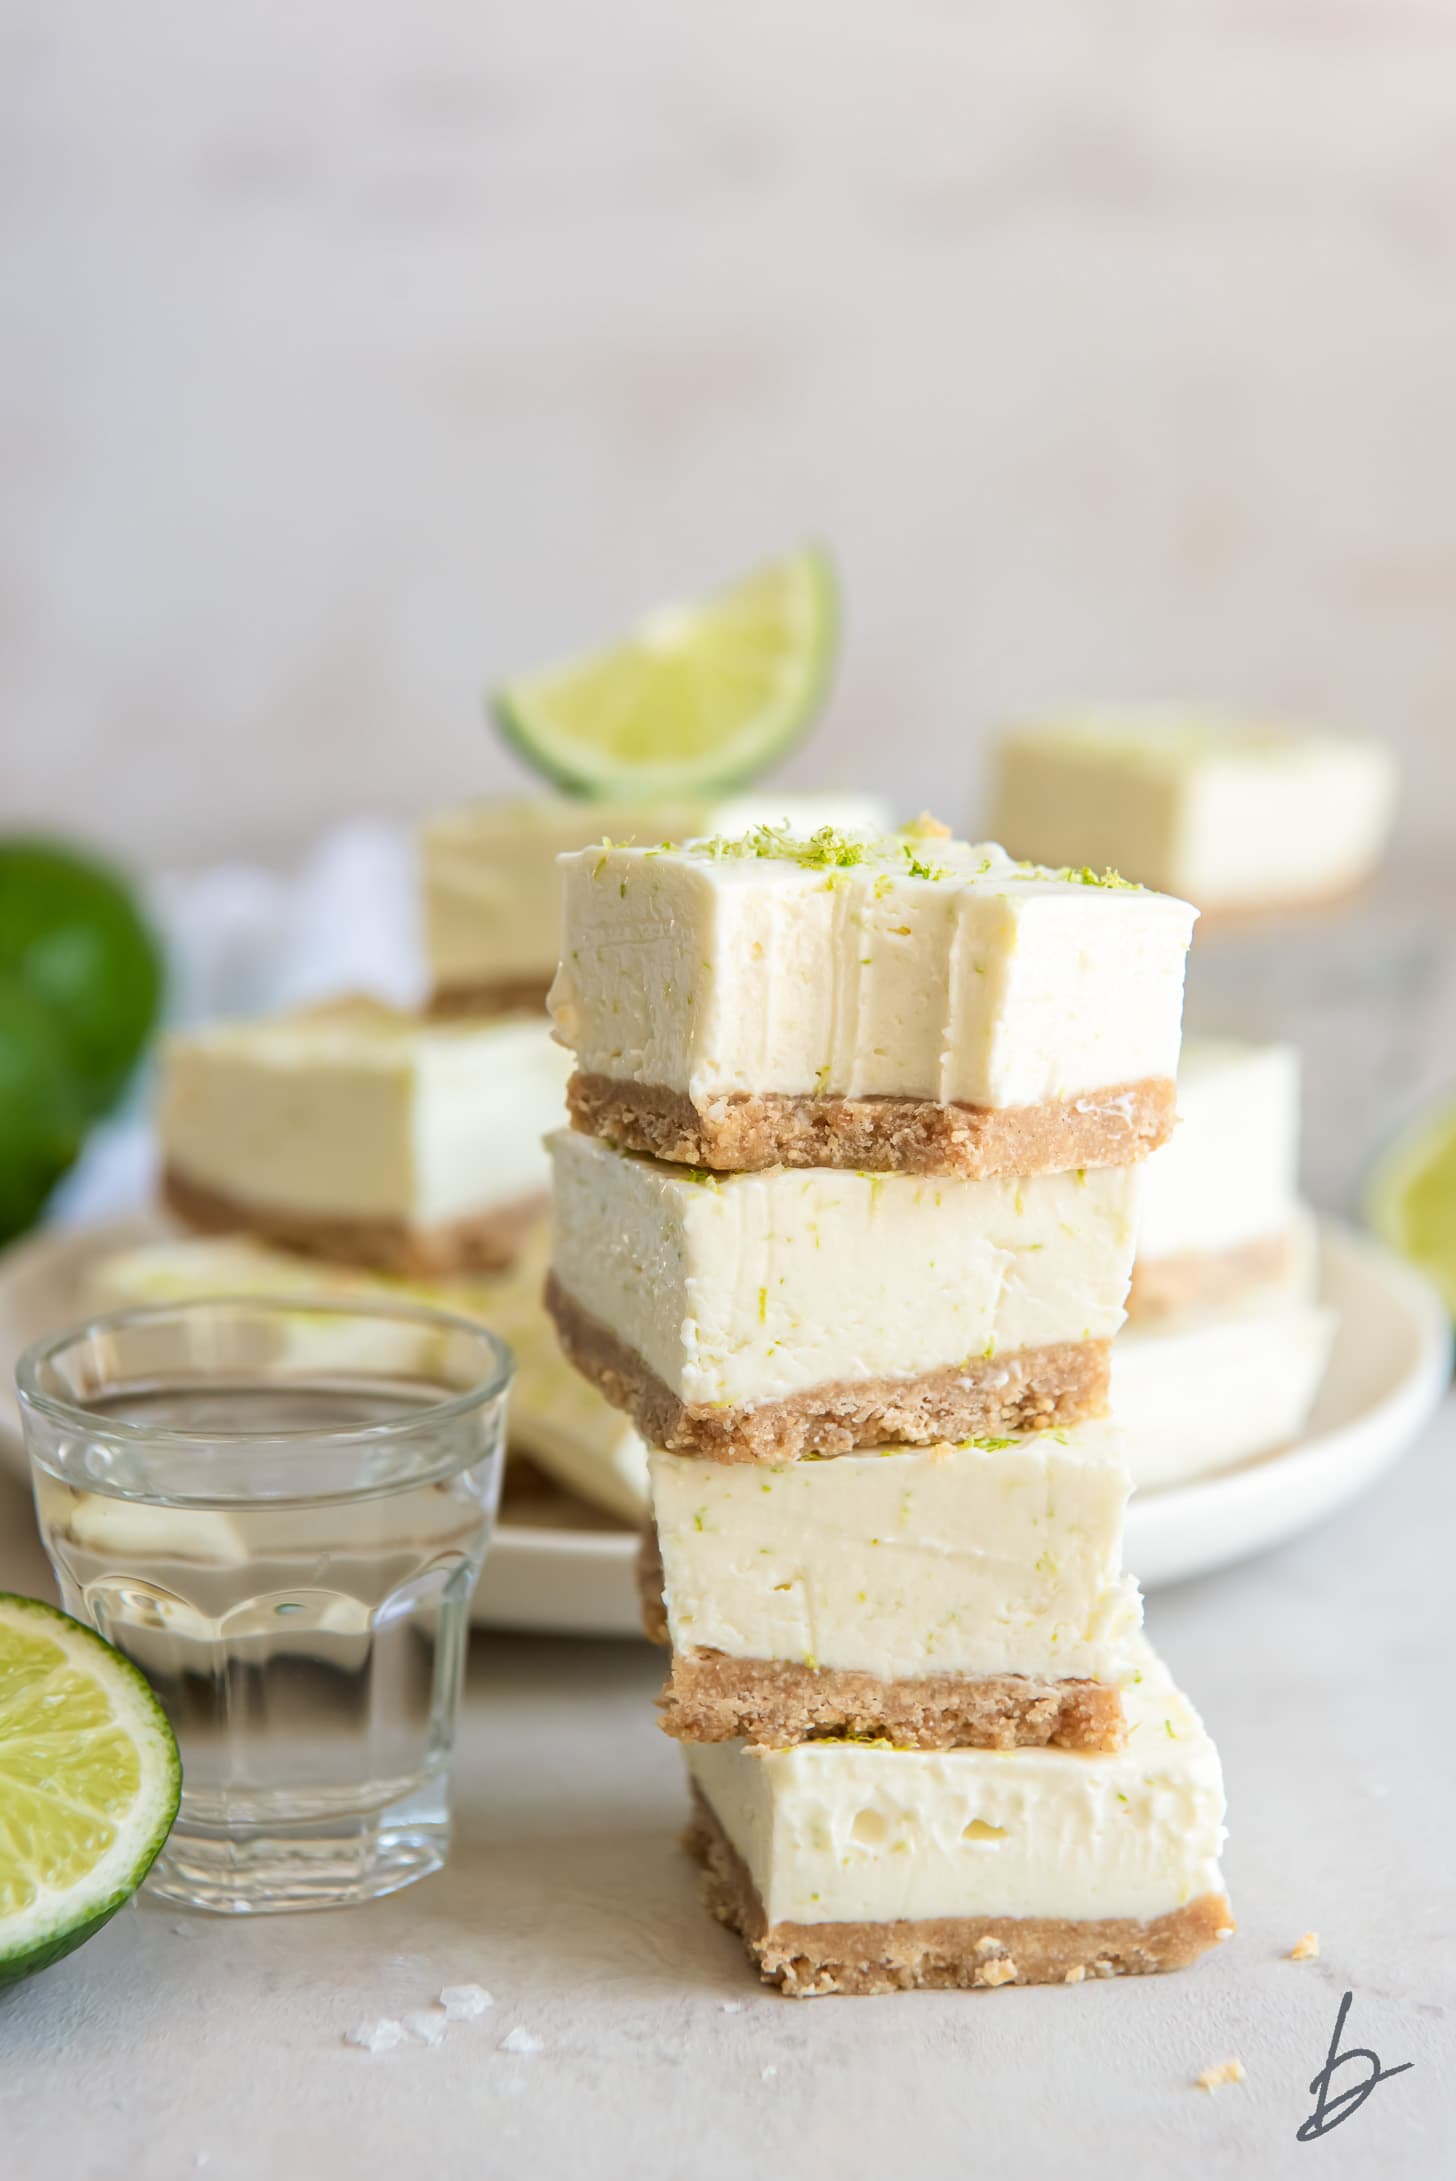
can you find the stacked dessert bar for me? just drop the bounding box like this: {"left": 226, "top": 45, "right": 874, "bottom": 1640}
{"left": 1114, "top": 1037, "right": 1334, "bottom": 1492}
{"left": 546, "top": 821, "right": 1233, "bottom": 1995}
{"left": 420, "top": 791, "right": 888, "bottom": 1016}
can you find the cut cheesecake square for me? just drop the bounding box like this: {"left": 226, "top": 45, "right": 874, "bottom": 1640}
{"left": 685, "top": 1638, "right": 1232, "bottom": 1996}
{"left": 988, "top": 709, "right": 1397, "bottom": 920}
{"left": 1128, "top": 1037, "right": 1303, "bottom": 1322}
{"left": 547, "top": 1130, "right": 1141, "bottom": 1459}
{"left": 159, "top": 1001, "right": 569, "bottom": 1275}
{"left": 550, "top": 829, "right": 1195, "bottom": 1175}
{"left": 421, "top": 791, "right": 890, "bottom": 1014}
{"left": 645, "top": 1421, "right": 1140, "bottom": 1752}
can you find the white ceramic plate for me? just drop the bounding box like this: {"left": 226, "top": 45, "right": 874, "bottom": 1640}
{"left": 0, "top": 1217, "right": 1448, "bottom": 1635}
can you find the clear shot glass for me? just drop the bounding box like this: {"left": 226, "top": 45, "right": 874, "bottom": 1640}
{"left": 17, "top": 1296, "right": 512, "bottom": 1916}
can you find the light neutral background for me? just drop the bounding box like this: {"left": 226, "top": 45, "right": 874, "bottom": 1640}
{"left": 5, "top": 1, "right": 1456, "bottom": 866}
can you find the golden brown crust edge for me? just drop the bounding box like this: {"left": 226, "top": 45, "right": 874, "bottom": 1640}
{"left": 163, "top": 1167, "right": 546, "bottom": 1277}
{"left": 566, "top": 1072, "right": 1177, "bottom": 1178}
{"left": 545, "top": 1274, "right": 1110, "bottom": 1461}
{"left": 686, "top": 1788, "right": 1234, "bottom": 1998}
{"left": 1127, "top": 1232, "right": 1295, "bottom": 1323}
{"left": 637, "top": 1525, "right": 1125, "bottom": 1752}
{"left": 660, "top": 1650, "right": 1125, "bottom": 1753}
{"left": 426, "top": 975, "right": 553, "bottom": 1019}
{"left": 637, "top": 1523, "right": 670, "bottom": 1645}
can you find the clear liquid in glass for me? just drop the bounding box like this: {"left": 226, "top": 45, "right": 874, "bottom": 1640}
{"left": 32, "top": 1380, "right": 497, "bottom": 1914}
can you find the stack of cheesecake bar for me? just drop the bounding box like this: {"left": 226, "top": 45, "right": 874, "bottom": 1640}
{"left": 544, "top": 821, "right": 1234, "bottom": 1996}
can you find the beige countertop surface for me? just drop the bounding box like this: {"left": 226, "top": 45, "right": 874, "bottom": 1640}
{"left": 2, "top": 1408, "right": 1454, "bottom": 2180}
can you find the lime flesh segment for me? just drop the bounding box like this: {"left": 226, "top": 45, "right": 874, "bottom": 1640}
{"left": 492, "top": 546, "right": 839, "bottom": 797}
{"left": 0, "top": 1594, "right": 181, "bottom": 1985}
{"left": 1367, "top": 1101, "right": 1456, "bottom": 1316}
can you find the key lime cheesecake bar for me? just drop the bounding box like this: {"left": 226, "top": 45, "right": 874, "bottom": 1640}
{"left": 546, "top": 1130, "right": 1140, "bottom": 1458}
{"left": 550, "top": 827, "right": 1195, "bottom": 1175}
{"left": 643, "top": 1421, "right": 1139, "bottom": 1752}
{"left": 989, "top": 710, "right": 1397, "bottom": 918}
{"left": 684, "top": 1636, "right": 1231, "bottom": 1996}
{"left": 158, "top": 1000, "right": 568, "bottom": 1276}
{"left": 422, "top": 792, "right": 890, "bottom": 1014}
{"left": 1128, "top": 1038, "right": 1304, "bottom": 1321}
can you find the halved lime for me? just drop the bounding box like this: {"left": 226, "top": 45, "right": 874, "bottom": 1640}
{"left": 492, "top": 545, "right": 839, "bottom": 796}
{"left": 0, "top": 1594, "right": 181, "bottom": 1985}
{"left": 1367, "top": 1099, "right": 1456, "bottom": 1316}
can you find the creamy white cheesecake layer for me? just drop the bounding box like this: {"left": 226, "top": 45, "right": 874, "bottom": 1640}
{"left": 650, "top": 1421, "right": 1139, "bottom": 1680}
{"left": 159, "top": 1004, "right": 568, "bottom": 1225}
{"left": 686, "top": 1639, "right": 1226, "bottom": 1927}
{"left": 421, "top": 792, "right": 890, "bottom": 992}
{"left": 549, "top": 1130, "right": 1141, "bottom": 1407}
{"left": 550, "top": 832, "right": 1195, "bottom": 1108}
{"left": 1137, "top": 1038, "right": 1300, "bottom": 1261}
{"left": 92, "top": 1229, "right": 650, "bottom": 1525}
{"left": 1113, "top": 1294, "right": 1335, "bottom": 1492}
{"left": 990, "top": 712, "right": 1398, "bottom": 911}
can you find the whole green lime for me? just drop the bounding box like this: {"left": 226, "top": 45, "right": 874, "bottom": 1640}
{"left": 0, "top": 970, "right": 89, "bottom": 1241}
{"left": 0, "top": 839, "right": 163, "bottom": 1115}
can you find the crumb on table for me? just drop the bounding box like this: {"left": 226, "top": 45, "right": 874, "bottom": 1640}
{"left": 1288, "top": 1931, "right": 1320, "bottom": 1961}
{"left": 1194, "top": 2058, "right": 1246, "bottom": 2093}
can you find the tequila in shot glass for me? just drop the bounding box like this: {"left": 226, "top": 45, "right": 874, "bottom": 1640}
{"left": 17, "top": 1295, "right": 512, "bottom": 1915}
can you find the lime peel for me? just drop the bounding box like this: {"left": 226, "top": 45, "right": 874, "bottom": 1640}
{"left": 491, "top": 545, "right": 839, "bottom": 797}
{"left": 0, "top": 1593, "right": 181, "bottom": 1985}
{"left": 1366, "top": 1099, "right": 1456, "bottom": 1316}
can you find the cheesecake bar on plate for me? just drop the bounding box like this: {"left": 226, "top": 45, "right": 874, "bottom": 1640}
{"left": 549, "top": 829, "right": 1196, "bottom": 1175}
{"left": 1113, "top": 1295, "right": 1335, "bottom": 1493}
{"left": 159, "top": 1000, "right": 569, "bottom": 1276}
{"left": 92, "top": 1229, "right": 651, "bottom": 1526}
{"left": 546, "top": 1130, "right": 1141, "bottom": 1457}
{"left": 644, "top": 1420, "right": 1140, "bottom": 1752}
{"left": 421, "top": 792, "right": 889, "bottom": 1015}
{"left": 988, "top": 709, "right": 1397, "bottom": 919}
{"left": 685, "top": 1637, "right": 1231, "bottom": 1996}
{"left": 1128, "top": 1038, "right": 1303, "bottom": 1321}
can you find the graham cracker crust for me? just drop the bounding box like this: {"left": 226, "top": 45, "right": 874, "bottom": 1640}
{"left": 687, "top": 1788, "right": 1234, "bottom": 1998}
{"left": 163, "top": 1167, "right": 546, "bottom": 1277}
{"left": 1127, "top": 1232, "right": 1294, "bottom": 1323}
{"left": 545, "top": 1274, "right": 1111, "bottom": 1461}
{"left": 637, "top": 1524, "right": 670, "bottom": 1644}
{"left": 566, "top": 1072, "right": 1176, "bottom": 1178}
{"left": 660, "top": 1652, "right": 1125, "bottom": 1753}
{"left": 426, "top": 975, "right": 552, "bottom": 1019}
{"left": 636, "top": 1528, "right": 1124, "bottom": 1750}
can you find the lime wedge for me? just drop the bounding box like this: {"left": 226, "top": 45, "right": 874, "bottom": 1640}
{"left": 492, "top": 545, "right": 839, "bottom": 796}
{"left": 0, "top": 1594, "right": 181, "bottom": 1985}
{"left": 1367, "top": 1100, "right": 1456, "bottom": 1316}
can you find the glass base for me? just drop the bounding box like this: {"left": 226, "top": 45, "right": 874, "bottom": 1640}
{"left": 148, "top": 1786, "right": 450, "bottom": 1915}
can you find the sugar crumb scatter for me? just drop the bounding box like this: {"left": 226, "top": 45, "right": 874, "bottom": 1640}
{"left": 344, "top": 2020, "right": 407, "bottom": 2054}
{"left": 403, "top": 2011, "right": 448, "bottom": 2047}
{"left": 440, "top": 1984, "right": 495, "bottom": 2019}
{"left": 1194, "top": 2059, "right": 1246, "bottom": 2093}
{"left": 500, "top": 2028, "right": 545, "bottom": 2055}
